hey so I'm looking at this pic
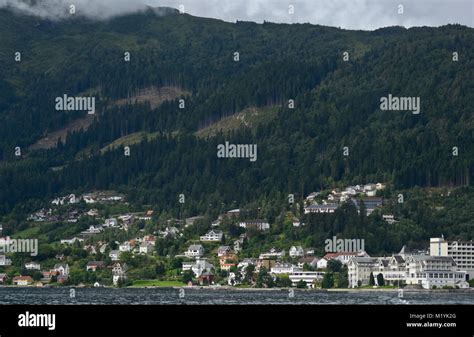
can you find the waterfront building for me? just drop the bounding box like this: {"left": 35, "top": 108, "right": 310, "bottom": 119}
{"left": 289, "top": 271, "right": 325, "bottom": 288}
{"left": 430, "top": 237, "right": 474, "bottom": 279}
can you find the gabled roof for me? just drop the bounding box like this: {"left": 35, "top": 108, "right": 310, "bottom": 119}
{"left": 349, "top": 257, "right": 378, "bottom": 264}
{"left": 53, "top": 263, "right": 68, "bottom": 269}
{"left": 323, "top": 252, "right": 358, "bottom": 259}
{"left": 206, "top": 230, "right": 223, "bottom": 235}
{"left": 306, "top": 204, "right": 338, "bottom": 210}
{"left": 378, "top": 258, "right": 389, "bottom": 267}
{"left": 411, "top": 255, "right": 455, "bottom": 262}
{"left": 392, "top": 255, "right": 405, "bottom": 264}
{"left": 290, "top": 246, "right": 304, "bottom": 250}
{"left": 87, "top": 261, "right": 104, "bottom": 266}
{"left": 298, "top": 256, "right": 318, "bottom": 263}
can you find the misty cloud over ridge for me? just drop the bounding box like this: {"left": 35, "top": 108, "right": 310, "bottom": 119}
{"left": 0, "top": 0, "right": 472, "bottom": 29}
{"left": 0, "top": 0, "right": 147, "bottom": 20}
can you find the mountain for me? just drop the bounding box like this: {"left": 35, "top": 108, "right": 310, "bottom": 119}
{"left": 0, "top": 7, "right": 473, "bottom": 217}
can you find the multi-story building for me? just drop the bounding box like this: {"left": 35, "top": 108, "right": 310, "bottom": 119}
{"left": 371, "top": 255, "right": 406, "bottom": 285}
{"left": 270, "top": 262, "right": 302, "bottom": 274}
{"left": 304, "top": 204, "right": 338, "bottom": 214}
{"left": 348, "top": 254, "right": 469, "bottom": 289}
{"left": 289, "top": 246, "right": 305, "bottom": 258}
{"left": 185, "top": 244, "right": 204, "bottom": 258}
{"left": 182, "top": 258, "right": 214, "bottom": 277}
{"left": 112, "top": 263, "right": 128, "bottom": 286}
{"left": 259, "top": 247, "right": 285, "bottom": 259}
{"left": 0, "top": 254, "right": 12, "bottom": 266}
{"left": 289, "top": 271, "right": 325, "bottom": 288}
{"left": 405, "top": 255, "right": 468, "bottom": 289}
{"left": 348, "top": 257, "right": 379, "bottom": 288}
{"left": 430, "top": 237, "right": 474, "bottom": 279}
{"left": 239, "top": 220, "right": 270, "bottom": 231}
{"left": 200, "top": 230, "right": 223, "bottom": 242}
{"left": 323, "top": 251, "right": 370, "bottom": 266}
{"left": 24, "top": 261, "right": 41, "bottom": 270}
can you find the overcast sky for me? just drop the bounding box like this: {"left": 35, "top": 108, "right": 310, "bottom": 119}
{"left": 1, "top": 0, "right": 472, "bottom": 30}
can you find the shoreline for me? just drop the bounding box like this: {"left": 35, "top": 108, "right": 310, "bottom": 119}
{"left": 1, "top": 285, "right": 472, "bottom": 293}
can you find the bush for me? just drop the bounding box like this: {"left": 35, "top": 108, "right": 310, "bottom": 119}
{"left": 296, "top": 280, "right": 307, "bottom": 288}
{"left": 321, "top": 273, "right": 334, "bottom": 289}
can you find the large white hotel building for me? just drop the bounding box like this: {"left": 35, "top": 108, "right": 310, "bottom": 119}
{"left": 430, "top": 237, "right": 474, "bottom": 279}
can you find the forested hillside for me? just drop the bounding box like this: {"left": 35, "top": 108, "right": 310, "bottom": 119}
{"left": 0, "top": 7, "right": 473, "bottom": 220}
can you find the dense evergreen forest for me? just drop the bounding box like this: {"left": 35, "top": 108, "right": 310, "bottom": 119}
{"left": 0, "top": 6, "right": 473, "bottom": 232}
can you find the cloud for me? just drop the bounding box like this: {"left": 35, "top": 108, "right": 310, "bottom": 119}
{"left": 0, "top": 0, "right": 472, "bottom": 29}
{"left": 0, "top": 0, "right": 146, "bottom": 19}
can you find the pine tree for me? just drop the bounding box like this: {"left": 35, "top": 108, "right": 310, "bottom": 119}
{"left": 369, "top": 272, "right": 375, "bottom": 286}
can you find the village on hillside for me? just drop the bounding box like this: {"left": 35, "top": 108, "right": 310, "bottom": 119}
{"left": 0, "top": 184, "right": 473, "bottom": 290}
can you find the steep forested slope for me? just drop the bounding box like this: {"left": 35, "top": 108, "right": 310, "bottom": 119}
{"left": 0, "top": 8, "right": 472, "bottom": 217}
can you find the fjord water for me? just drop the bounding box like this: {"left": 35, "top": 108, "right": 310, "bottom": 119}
{"left": 0, "top": 288, "right": 473, "bottom": 305}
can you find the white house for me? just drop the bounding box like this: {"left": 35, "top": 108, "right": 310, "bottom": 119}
{"left": 104, "top": 218, "right": 119, "bottom": 227}
{"left": 52, "top": 263, "right": 70, "bottom": 276}
{"left": 24, "top": 261, "right": 41, "bottom": 270}
{"left": 304, "top": 204, "right": 338, "bottom": 214}
{"left": 182, "top": 258, "right": 214, "bottom": 277}
{"left": 61, "top": 237, "right": 84, "bottom": 245}
{"left": 289, "top": 271, "right": 325, "bottom": 288}
{"left": 185, "top": 244, "right": 204, "bottom": 258}
{"left": 317, "top": 258, "right": 329, "bottom": 269}
{"left": 259, "top": 248, "right": 285, "bottom": 259}
{"left": 81, "top": 226, "right": 103, "bottom": 235}
{"left": 217, "top": 246, "right": 232, "bottom": 257}
{"left": 238, "top": 258, "right": 258, "bottom": 270}
{"left": 109, "top": 250, "right": 121, "bottom": 261}
{"left": 200, "top": 230, "right": 223, "bottom": 242}
{"left": 270, "top": 262, "right": 302, "bottom": 274}
{"left": 139, "top": 242, "right": 154, "bottom": 254}
{"left": 119, "top": 241, "right": 132, "bottom": 252}
{"left": 347, "top": 257, "right": 379, "bottom": 288}
{"left": 112, "top": 263, "right": 128, "bottom": 286}
{"left": 405, "top": 255, "right": 468, "bottom": 289}
{"left": 239, "top": 220, "right": 270, "bottom": 231}
{"left": 289, "top": 246, "right": 305, "bottom": 258}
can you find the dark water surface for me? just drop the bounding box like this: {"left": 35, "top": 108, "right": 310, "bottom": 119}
{"left": 1, "top": 287, "right": 473, "bottom": 305}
